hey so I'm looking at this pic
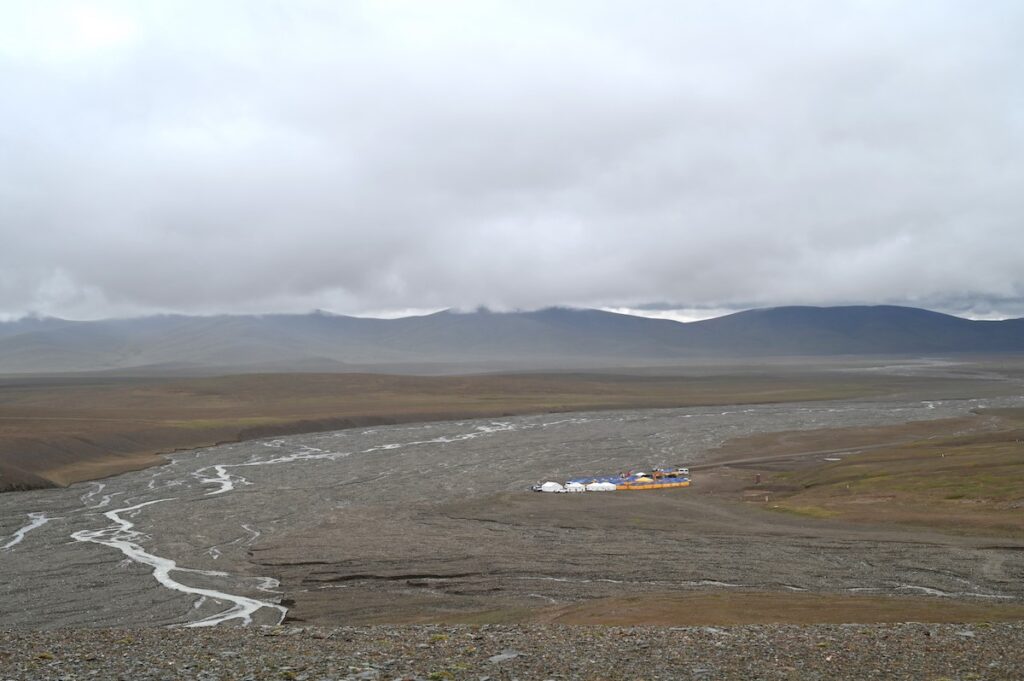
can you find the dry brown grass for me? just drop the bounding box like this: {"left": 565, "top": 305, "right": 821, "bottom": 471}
{"left": 550, "top": 591, "right": 1024, "bottom": 626}
{"left": 360, "top": 591, "right": 1024, "bottom": 626}
{"left": 755, "top": 409, "right": 1024, "bottom": 537}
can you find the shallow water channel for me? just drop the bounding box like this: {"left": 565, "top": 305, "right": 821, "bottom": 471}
{"left": 1, "top": 394, "right": 1021, "bottom": 628}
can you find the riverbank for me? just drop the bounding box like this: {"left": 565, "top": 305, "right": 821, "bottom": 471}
{"left": 9, "top": 395, "right": 1024, "bottom": 631}
{"left": 0, "top": 368, "right": 959, "bottom": 492}
{"left": 2, "top": 622, "right": 1022, "bottom": 680}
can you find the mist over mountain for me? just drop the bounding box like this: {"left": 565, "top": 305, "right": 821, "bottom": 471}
{"left": 0, "top": 306, "right": 1020, "bottom": 375}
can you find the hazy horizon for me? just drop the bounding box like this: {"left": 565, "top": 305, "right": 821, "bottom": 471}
{"left": 1, "top": 302, "right": 1019, "bottom": 325}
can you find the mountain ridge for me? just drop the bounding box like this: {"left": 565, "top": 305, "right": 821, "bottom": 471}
{"left": 0, "top": 305, "right": 1021, "bottom": 374}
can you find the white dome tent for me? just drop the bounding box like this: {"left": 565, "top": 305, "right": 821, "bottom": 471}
{"left": 532, "top": 467, "right": 691, "bottom": 493}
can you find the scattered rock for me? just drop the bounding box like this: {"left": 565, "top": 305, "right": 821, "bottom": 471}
{"left": 487, "top": 649, "right": 521, "bottom": 664}
{"left": 0, "top": 623, "right": 1021, "bottom": 680}
{"left": 349, "top": 670, "right": 380, "bottom": 680}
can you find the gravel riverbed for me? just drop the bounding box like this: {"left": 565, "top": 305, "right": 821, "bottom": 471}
{"left": 7, "top": 398, "right": 1023, "bottom": 630}
{"left": 2, "top": 623, "right": 1022, "bottom": 680}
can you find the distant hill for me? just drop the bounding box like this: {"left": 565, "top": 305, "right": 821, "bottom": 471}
{"left": 0, "top": 306, "right": 1021, "bottom": 374}
{"left": 678, "top": 306, "right": 1024, "bottom": 356}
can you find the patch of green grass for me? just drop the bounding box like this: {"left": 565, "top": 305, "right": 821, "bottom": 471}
{"left": 770, "top": 504, "right": 840, "bottom": 519}
{"left": 765, "top": 430, "right": 1024, "bottom": 536}
{"left": 783, "top": 437, "right": 1024, "bottom": 502}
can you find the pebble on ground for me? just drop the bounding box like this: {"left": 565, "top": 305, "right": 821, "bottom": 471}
{"left": 1, "top": 623, "right": 1021, "bottom": 680}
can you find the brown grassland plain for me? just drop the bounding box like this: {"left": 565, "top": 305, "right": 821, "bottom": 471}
{"left": 421, "top": 592, "right": 1024, "bottom": 626}
{"left": 0, "top": 367, "right": 965, "bottom": 492}
{"left": 3, "top": 361, "right": 1024, "bottom": 628}
{"left": 757, "top": 408, "right": 1024, "bottom": 537}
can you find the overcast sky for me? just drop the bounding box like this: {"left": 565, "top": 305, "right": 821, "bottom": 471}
{"left": 2, "top": 1, "right": 1022, "bottom": 321}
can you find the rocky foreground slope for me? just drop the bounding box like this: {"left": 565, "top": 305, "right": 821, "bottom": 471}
{"left": 2, "top": 623, "right": 1022, "bottom": 680}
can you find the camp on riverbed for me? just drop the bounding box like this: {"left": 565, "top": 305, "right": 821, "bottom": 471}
{"left": 532, "top": 467, "right": 690, "bottom": 493}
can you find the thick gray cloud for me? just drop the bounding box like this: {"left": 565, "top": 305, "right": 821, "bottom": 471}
{"left": 2, "top": 1, "right": 1023, "bottom": 320}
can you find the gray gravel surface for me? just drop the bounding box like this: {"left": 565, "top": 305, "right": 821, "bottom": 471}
{"left": 5, "top": 396, "right": 1023, "bottom": 629}
{"left": 1, "top": 623, "right": 1022, "bottom": 680}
